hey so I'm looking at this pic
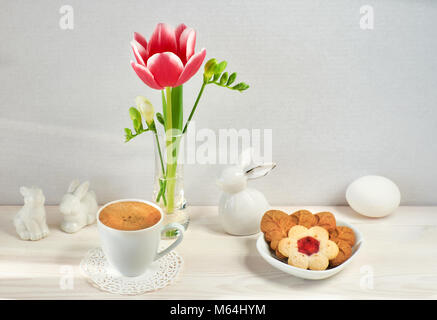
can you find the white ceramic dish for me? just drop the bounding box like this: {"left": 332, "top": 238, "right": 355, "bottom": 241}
{"left": 256, "top": 220, "right": 363, "bottom": 280}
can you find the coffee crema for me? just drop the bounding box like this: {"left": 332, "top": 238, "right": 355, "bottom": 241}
{"left": 99, "top": 201, "right": 161, "bottom": 231}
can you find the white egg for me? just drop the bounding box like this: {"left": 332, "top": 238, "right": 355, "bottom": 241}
{"left": 346, "top": 175, "right": 401, "bottom": 218}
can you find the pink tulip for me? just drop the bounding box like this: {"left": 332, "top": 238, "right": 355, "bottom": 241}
{"left": 130, "top": 23, "right": 207, "bottom": 90}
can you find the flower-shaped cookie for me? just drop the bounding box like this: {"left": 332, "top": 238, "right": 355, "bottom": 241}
{"left": 278, "top": 225, "right": 339, "bottom": 270}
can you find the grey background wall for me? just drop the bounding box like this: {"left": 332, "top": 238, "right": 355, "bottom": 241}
{"left": 1, "top": 0, "right": 436, "bottom": 205}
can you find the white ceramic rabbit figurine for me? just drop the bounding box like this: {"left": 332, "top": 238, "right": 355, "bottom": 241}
{"left": 14, "top": 186, "right": 49, "bottom": 241}
{"left": 217, "top": 149, "right": 276, "bottom": 235}
{"left": 60, "top": 179, "right": 98, "bottom": 233}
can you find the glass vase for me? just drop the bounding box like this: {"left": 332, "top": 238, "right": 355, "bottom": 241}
{"left": 153, "top": 131, "right": 189, "bottom": 239}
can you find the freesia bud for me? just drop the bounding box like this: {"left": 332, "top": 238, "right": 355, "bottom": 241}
{"left": 227, "top": 72, "right": 237, "bottom": 86}
{"left": 232, "top": 82, "right": 249, "bottom": 91}
{"left": 204, "top": 58, "right": 218, "bottom": 79}
{"left": 156, "top": 112, "right": 165, "bottom": 125}
{"left": 135, "top": 96, "right": 155, "bottom": 125}
{"left": 214, "top": 61, "right": 227, "bottom": 75}
{"left": 129, "top": 106, "right": 141, "bottom": 122}
{"left": 124, "top": 128, "right": 133, "bottom": 141}
{"left": 129, "top": 107, "right": 142, "bottom": 132}
{"left": 212, "top": 73, "right": 221, "bottom": 82}
{"left": 219, "top": 72, "right": 228, "bottom": 85}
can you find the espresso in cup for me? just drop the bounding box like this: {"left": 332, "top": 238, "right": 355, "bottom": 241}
{"left": 99, "top": 201, "right": 161, "bottom": 231}
{"left": 97, "top": 199, "right": 184, "bottom": 277}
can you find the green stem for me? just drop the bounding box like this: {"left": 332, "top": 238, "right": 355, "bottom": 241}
{"left": 182, "top": 82, "right": 206, "bottom": 134}
{"left": 154, "top": 131, "right": 166, "bottom": 176}
{"left": 125, "top": 128, "right": 149, "bottom": 142}
{"left": 165, "top": 87, "right": 176, "bottom": 213}
{"left": 161, "top": 90, "right": 167, "bottom": 130}
{"left": 154, "top": 130, "right": 167, "bottom": 206}
{"left": 165, "top": 87, "right": 173, "bottom": 131}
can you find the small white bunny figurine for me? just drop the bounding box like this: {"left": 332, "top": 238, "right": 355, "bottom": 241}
{"left": 14, "top": 186, "right": 49, "bottom": 241}
{"left": 60, "top": 179, "right": 98, "bottom": 233}
{"left": 217, "top": 148, "right": 276, "bottom": 236}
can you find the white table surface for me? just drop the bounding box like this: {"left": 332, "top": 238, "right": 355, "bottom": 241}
{"left": 1, "top": 205, "right": 436, "bottom": 300}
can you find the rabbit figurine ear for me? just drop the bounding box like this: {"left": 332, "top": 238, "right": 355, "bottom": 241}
{"left": 238, "top": 147, "right": 253, "bottom": 170}
{"left": 67, "top": 179, "right": 81, "bottom": 193}
{"left": 19, "top": 186, "right": 29, "bottom": 197}
{"left": 245, "top": 162, "right": 276, "bottom": 180}
{"left": 74, "top": 181, "right": 90, "bottom": 199}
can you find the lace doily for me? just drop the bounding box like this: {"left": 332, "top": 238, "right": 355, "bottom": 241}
{"left": 80, "top": 247, "right": 183, "bottom": 295}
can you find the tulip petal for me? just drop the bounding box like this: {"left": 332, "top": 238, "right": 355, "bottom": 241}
{"left": 175, "top": 23, "right": 187, "bottom": 43}
{"left": 131, "top": 40, "right": 148, "bottom": 65}
{"left": 134, "top": 32, "right": 148, "bottom": 51}
{"left": 147, "top": 52, "right": 184, "bottom": 88}
{"left": 175, "top": 23, "right": 187, "bottom": 59}
{"left": 148, "top": 23, "right": 177, "bottom": 57}
{"left": 130, "top": 61, "right": 163, "bottom": 90}
{"left": 178, "top": 28, "right": 196, "bottom": 64}
{"left": 175, "top": 48, "right": 206, "bottom": 87}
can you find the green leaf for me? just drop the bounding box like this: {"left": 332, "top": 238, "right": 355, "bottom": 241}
{"left": 226, "top": 72, "right": 237, "bottom": 86}
{"left": 214, "top": 61, "right": 227, "bottom": 75}
{"left": 156, "top": 112, "right": 165, "bottom": 126}
{"left": 219, "top": 72, "right": 228, "bottom": 85}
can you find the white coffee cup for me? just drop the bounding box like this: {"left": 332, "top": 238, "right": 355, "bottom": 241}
{"left": 97, "top": 199, "right": 184, "bottom": 277}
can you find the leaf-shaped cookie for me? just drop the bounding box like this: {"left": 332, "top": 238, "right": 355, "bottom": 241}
{"left": 329, "top": 226, "right": 355, "bottom": 247}
{"left": 329, "top": 239, "right": 352, "bottom": 267}
{"left": 291, "top": 210, "right": 317, "bottom": 228}
{"left": 261, "top": 210, "right": 297, "bottom": 250}
{"left": 315, "top": 211, "right": 337, "bottom": 232}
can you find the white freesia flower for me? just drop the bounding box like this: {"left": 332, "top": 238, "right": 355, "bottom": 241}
{"left": 135, "top": 96, "right": 154, "bottom": 125}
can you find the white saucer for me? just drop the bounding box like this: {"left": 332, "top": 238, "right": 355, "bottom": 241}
{"left": 80, "top": 247, "right": 183, "bottom": 295}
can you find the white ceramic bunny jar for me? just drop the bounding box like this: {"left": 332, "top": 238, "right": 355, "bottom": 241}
{"left": 14, "top": 186, "right": 49, "bottom": 241}
{"left": 217, "top": 150, "right": 276, "bottom": 236}
{"left": 60, "top": 180, "right": 98, "bottom": 233}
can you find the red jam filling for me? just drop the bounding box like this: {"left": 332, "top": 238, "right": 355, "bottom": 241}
{"left": 297, "top": 236, "right": 320, "bottom": 256}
